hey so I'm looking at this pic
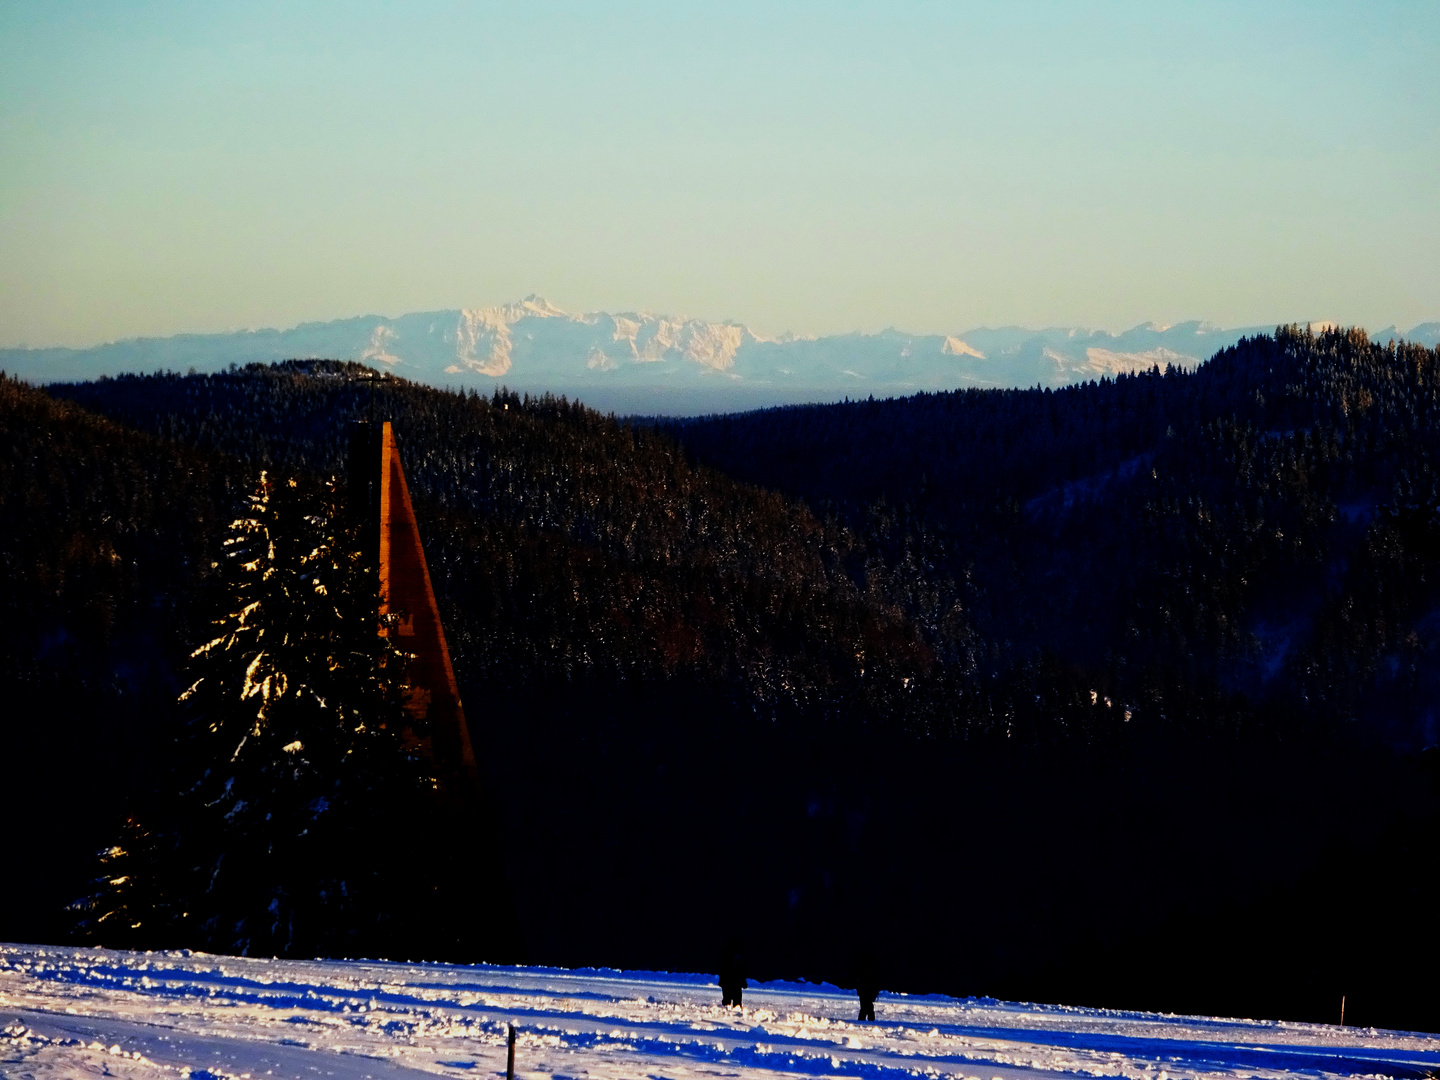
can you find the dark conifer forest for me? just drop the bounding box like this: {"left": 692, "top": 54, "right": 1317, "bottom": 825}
{"left": 5, "top": 325, "right": 1440, "bottom": 1030}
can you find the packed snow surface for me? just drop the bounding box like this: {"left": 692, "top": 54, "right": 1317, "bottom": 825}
{"left": 2, "top": 943, "right": 1435, "bottom": 1080}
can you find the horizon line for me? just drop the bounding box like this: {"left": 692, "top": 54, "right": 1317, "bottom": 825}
{"left": 3, "top": 300, "right": 1437, "bottom": 354}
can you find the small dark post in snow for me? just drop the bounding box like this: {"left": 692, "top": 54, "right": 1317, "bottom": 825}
{"left": 1339, "top": 996, "right": 1345, "bottom": 1027}
{"left": 507, "top": 1023, "right": 517, "bottom": 1080}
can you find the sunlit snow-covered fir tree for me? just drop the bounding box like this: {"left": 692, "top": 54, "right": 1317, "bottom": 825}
{"left": 75, "top": 473, "right": 439, "bottom": 958}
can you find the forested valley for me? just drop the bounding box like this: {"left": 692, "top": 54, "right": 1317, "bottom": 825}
{"left": 5, "top": 325, "right": 1440, "bottom": 1030}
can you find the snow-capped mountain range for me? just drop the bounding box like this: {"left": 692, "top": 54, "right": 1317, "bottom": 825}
{"left": 6, "top": 297, "right": 1437, "bottom": 415}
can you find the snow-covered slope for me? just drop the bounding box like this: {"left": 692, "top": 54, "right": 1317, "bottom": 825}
{"left": 4, "top": 301, "right": 1437, "bottom": 415}
{"left": 2, "top": 943, "right": 1436, "bottom": 1080}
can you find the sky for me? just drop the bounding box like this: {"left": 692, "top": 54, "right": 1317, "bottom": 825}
{"left": 1, "top": 1, "right": 1437, "bottom": 347}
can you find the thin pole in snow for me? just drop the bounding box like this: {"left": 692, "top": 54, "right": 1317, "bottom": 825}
{"left": 507, "top": 1023, "right": 517, "bottom": 1080}
{"left": 1340, "top": 995, "right": 1345, "bottom": 1027}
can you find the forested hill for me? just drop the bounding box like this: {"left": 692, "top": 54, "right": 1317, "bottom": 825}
{"left": 669, "top": 325, "right": 1440, "bottom": 751}
{"left": 46, "top": 363, "right": 934, "bottom": 722}
{"left": 7, "top": 367, "right": 956, "bottom": 981}
{"left": 6, "top": 334, "right": 1440, "bottom": 1030}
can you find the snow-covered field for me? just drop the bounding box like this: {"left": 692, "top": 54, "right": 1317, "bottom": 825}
{"left": 2, "top": 943, "right": 1435, "bottom": 1080}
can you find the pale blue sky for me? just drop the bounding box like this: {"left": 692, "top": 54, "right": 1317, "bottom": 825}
{"left": 1, "top": 1, "right": 1436, "bottom": 347}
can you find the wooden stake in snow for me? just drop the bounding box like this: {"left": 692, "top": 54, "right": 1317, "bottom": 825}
{"left": 507, "top": 1023, "right": 517, "bottom": 1080}
{"left": 1339, "top": 996, "right": 1345, "bottom": 1027}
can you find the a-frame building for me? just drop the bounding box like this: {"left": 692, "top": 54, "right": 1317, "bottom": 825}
{"left": 349, "top": 420, "right": 481, "bottom": 813}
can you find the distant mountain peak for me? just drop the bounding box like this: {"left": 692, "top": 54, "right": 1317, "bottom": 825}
{"left": 942, "top": 336, "right": 985, "bottom": 359}
{"left": 7, "top": 303, "right": 1436, "bottom": 416}
{"left": 438, "top": 299, "right": 758, "bottom": 379}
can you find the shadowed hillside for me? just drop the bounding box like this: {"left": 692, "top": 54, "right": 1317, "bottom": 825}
{"left": 6, "top": 333, "right": 1440, "bottom": 1029}
{"left": 670, "top": 325, "right": 1440, "bottom": 751}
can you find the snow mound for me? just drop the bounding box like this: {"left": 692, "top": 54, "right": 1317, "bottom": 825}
{"left": 2, "top": 943, "right": 1438, "bottom": 1080}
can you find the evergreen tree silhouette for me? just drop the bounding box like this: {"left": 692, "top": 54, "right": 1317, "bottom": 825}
{"left": 75, "top": 473, "right": 435, "bottom": 957}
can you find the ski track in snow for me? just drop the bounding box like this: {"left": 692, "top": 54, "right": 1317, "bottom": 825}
{"left": 1, "top": 944, "right": 1435, "bottom": 1080}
